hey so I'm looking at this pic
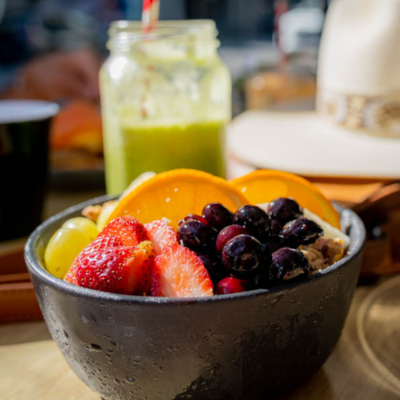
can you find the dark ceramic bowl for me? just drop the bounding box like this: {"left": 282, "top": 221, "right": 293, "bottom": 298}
{"left": 25, "top": 195, "right": 365, "bottom": 400}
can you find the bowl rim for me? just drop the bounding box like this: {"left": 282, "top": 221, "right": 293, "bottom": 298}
{"left": 25, "top": 194, "right": 366, "bottom": 305}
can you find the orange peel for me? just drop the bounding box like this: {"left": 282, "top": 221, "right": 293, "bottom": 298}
{"left": 107, "top": 169, "right": 249, "bottom": 227}
{"left": 231, "top": 170, "right": 341, "bottom": 229}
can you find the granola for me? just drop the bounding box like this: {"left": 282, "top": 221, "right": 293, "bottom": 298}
{"left": 299, "top": 237, "right": 344, "bottom": 273}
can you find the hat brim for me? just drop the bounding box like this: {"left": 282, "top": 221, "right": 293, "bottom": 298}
{"left": 228, "top": 111, "right": 400, "bottom": 179}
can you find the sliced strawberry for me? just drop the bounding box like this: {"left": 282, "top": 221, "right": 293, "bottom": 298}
{"left": 144, "top": 220, "right": 177, "bottom": 255}
{"left": 135, "top": 240, "right": 156, "bottom": 295}
{"left": 99, "top": 216, "right": 148, "bottom": 247}
{"left": 65, "top": 242, "right": 155, "bottom": 295}
{"left": 151, "top": 245, "right": 213, "bottom": 298}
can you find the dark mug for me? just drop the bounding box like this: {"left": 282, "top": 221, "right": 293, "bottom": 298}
{"left": 0, "top": 100, "right": 59, "bottom": 241}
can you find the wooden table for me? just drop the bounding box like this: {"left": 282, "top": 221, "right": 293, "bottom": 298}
{"left": 1, "top": 277, "right": 400, "bottom": 400}
{"left": 1, "top": 166, "right": 399, "bottom": 399}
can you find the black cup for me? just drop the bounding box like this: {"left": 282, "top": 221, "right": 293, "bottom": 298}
{"left": 0, "top": 100, "right": 59, "bottom": 241}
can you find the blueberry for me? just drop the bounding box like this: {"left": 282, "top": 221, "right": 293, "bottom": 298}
{"left": 197, "top": 253, "right": 226, "bottom": 284}
{"left": 202, "top": 203, "right": 233, "bottom": 231}
{"left": 281, "top": 217, "right": 323, "bottom": 246}
{"left": 262, "top": 238, "right": 284, "bottom": 254}
{"left": 270, "top": 218, "right": 283, "bottom": 235}
{"left": 222, "top": 234, "right": 266, "bottom": 278}
{"left": 248, "top": 245, "right": 273, "bottom": 289}
{"left": 232, "top": 205, "right": 271, "bottom": 240}
{"left": 216, "top": 277, "right": 246, "bottom": 295}
{"left": 249, "top": 246, "right": 273, "bottom": 288}
{"left": 178, "top": 220, "right": 218, "bottom": 252}
{"left": 216, "top": 225, "right": 248, "bottom": 253}
{"left": 268, "top": 197, "right": 303, "bottom": 225}
{"left": 249, "top": 273, "right": 270, "bottom": 290}
{"left": 271, "top": 247, "right": 309, "bottom": 281}
{"left": 178, "top": 214, "right": 208, "bottom": 227}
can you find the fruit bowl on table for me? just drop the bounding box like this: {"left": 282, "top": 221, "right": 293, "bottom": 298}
{"left": 25, "top": 194, "right": 365, "bottom": 400}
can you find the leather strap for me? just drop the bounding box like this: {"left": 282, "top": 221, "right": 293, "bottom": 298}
{"left": 351, "top": 181, "right": 400, "bottom": 276}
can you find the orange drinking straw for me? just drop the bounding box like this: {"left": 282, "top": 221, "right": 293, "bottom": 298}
{"left": 142, "top": 0, "right": 160, "bottom": 32}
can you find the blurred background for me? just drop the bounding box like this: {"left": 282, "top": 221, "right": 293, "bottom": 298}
{"left": 0, "top": 0, "right": 328, "bottom": 187}
{"left": 2, "top": 3, "right": 400, "bottom": 398}
{"left": 0, "top": 0, "right": 328, "bottom": 112}
{"left": 0, "top": 0, "right": 338, "bottom": 318}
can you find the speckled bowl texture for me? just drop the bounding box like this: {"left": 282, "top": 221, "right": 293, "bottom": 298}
{"left": 25, "top": 195, "right": 365, "bottom": 400}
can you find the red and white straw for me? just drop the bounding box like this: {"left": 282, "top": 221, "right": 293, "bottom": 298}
{"left": 142, "top": 0, "right": 160, "bottom": 32}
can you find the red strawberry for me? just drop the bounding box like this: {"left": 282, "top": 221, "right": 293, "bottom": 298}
{"left": 82, "top": 234, "right": 123, "bottom": 254}
{"left": 65, "top": 235, "right": 123, "bottom": 279}
{"left": 65, "top": 241, "right": 155, "bottom": 295}
{"left": 135, "top": 241, "right": 156, "bottom": 295}
{"left": 151, "top": 245, "right": 213, "bottom": 298}
{"left": 144, "top": 220, "right": 177, "bottom": 255}
{"left": 99, "top": 216, "right": 148, "bottom": 247}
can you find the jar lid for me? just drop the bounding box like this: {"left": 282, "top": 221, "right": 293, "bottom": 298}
{"left": 107, "top": 19, "right": 218, "bottom": 51}
{"left": 0, "top": 100, "right": 59, "bottom": 124}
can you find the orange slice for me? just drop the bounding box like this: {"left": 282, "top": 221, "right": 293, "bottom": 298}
{"left": 231, "top": 170, "right": 341, "bottom": 229}
{"left": 107, "top": 169, "right": 249, "bottom": 227}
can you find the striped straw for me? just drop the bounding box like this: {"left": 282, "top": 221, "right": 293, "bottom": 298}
{"left": 142, "top": 0, "right": 160, "bottom": 32}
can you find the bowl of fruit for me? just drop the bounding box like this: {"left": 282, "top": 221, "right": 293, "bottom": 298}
{"left": 25, "top": 169, "right": 365, "bottom": 400}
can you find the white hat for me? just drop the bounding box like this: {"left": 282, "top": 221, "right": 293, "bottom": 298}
{"left": 229, "top": 0, "right": 400, "bottom": 179}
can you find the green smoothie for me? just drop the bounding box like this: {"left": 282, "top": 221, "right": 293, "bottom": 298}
{"left": 104, "top": 121, "right": 226, "bottom": 195}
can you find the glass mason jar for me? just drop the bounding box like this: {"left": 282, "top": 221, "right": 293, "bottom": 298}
{"left": 100, "top": 20, "right": 231, "bottom": 195}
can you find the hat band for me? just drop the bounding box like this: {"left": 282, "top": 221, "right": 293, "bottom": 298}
{"left": 317, "top": 88, "right": 400, "bottom": 139}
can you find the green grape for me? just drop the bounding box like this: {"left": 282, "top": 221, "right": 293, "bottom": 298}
{"left": 62, "top": 217, "right": 99, "bottom": 241}
{"left": 44, "top": 227, "right": 91, "bottom": 279}
{"left": 97, "top": 201, "right": 117, "bottom": 231}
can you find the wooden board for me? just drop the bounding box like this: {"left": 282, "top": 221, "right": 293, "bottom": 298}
{"left": 0, "top": 340, "right": 98, "bottom": 400}
{"left": 0, "top": 239, "right": 42, "bottom": 323}
{"left": 1, "top": 282, "right": 400, "bottom": 400}
{"left": 0, "top": 190, "right": 104, "bottom": 324}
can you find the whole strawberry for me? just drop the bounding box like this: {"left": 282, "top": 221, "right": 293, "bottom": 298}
{"left": 99, "top": 216, "right": 149, "bottom": 247}
{"left": 65, "top": 240, "right": 155, "bottom": 295}
{"left": 80, "top": 234, "right": 124, "bottom": 255}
